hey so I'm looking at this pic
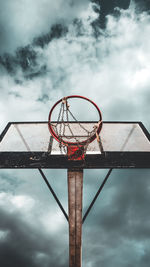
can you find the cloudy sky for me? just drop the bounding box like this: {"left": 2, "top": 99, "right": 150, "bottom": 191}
{"left": 0, "top": 0, "right": 150, "bottom": 266}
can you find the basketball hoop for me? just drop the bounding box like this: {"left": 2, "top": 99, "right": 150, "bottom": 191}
{"left": 48, "top": 95, "right": 103, "bottom": 160}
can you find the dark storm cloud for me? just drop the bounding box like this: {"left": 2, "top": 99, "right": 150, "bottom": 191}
{"left": 0, "top": 0, "right": 150, "bottom": 78}
{"left": 0, "top": 0, "right": 89, "bottom": 55}
{"left": 134, "top": 0, "right": 150, "bottom": 11}
{"left": 92, "top": 0, "right": 150, "bottom": 28}
{"left": 0, "top": 24, "right": 68, "bottom": 77}
{"left": 0, "top": 0, "right": 149, "bottom": 58}
{"left": 92, "top": 0, "right": 131, "bottom": 28}
{"left": 0, "top": 2, "right": 150, "bottom": 267}
{"left": 0, "top": 196, "right": 68, "bottom": 267}
{"left": 82, "top": 170, "right": 150, "bottom": 266}
{"left": 0, "top": 1, "right": 150, "bottom": 130}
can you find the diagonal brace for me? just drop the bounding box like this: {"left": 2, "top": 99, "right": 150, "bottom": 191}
{"left": 82, "top": 168, "right": 113, "bottom": 224}
{"left": 38, "top": 169, "right": 68, "bottom": 222}
{"left": 14, "top": 125, "right": 69, "bottom": 221}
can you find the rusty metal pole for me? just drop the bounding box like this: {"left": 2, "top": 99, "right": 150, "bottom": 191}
{"left": 68, "top": 169, "right": 83, "bottom": 267}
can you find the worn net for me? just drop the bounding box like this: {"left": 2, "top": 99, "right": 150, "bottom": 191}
{"left": 50, "top": 97, "right": 101, "bottom": 160}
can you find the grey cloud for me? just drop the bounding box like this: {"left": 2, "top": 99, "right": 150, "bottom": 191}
{"left": 0, "top": 0, "right": 89, "bottom": 55}
{"left": 0, "top": 24, "right": 68, "bottom": 77}
{"left": 82, "top": 169, "right": 150, "bottom": 266}
{"left": 0, "top": 0, "right": 149, "bottom": 56}
{"left": 0, "top": 2, "right": 150, "bottom": 266}
{"left": 0, "top": 3, "right": 150, "bottom": 133}
{"left": 133, "top": 0, "right": 150, "bottom": 12}
{"left": 0, "top": 169, "right": 68, "bottom": 216}
{"left": 92, "top": 0, "right": 131, "bottom": 28}
{"left": 0, "top": 197, "right": 68, "bottom": 267}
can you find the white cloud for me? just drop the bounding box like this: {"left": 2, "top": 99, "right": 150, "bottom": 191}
{"left": 0, "top": 0, "right": 89, "bottom": 54}
{"left": 0, "top": 4, "right": 150, "bottom": 132}
{"left": 0, "top": 230, "right": 9, "bottom": 240}
{"left": 0, "top": 4, "right": 150, "bottom": 264}
{"left": 40, "top": 210, "right": 66, "bottom": 233}
{"left": 0, "top": 4, "right": 150, "bottom": 135}
{"left": 11, "top": 195, "right": 34, "bottom": 210}
{"left": 0, "top": 191, "right": 66, "bottom": 235}
{"left": 0, "top": 192, "right": 34, "bottom": 213}
{"left": 37, "top": 7, "right": 150, "bottom": 125}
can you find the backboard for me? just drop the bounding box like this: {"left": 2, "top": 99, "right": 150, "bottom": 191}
{"left": 0, "top": 121, "right": 150, "bottom": 168}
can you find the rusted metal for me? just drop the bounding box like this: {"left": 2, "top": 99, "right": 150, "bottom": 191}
{"left": 67, "top": 145, "right": 85, "bottom": 161}
{"left": 68, "top": 169, "right": 83, "bottom": 267}
{"left": 1, "top": 152, "right": 150, "bottom": 169}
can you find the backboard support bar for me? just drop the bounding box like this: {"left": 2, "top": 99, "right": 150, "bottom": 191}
{"left": 0, "top": 151, "right": 149, "bottom": 168}
{"left": 38, "top": 169, "right": 68, "bottom": 221}
{"left": 82, "top": 168, "right": 112, "bottom": 224}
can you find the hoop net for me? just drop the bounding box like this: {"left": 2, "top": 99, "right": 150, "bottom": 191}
{"left": 48, "top": 96, "right": 102, "bottom": 160}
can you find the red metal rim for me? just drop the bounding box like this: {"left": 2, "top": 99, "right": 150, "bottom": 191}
{"left": 48, "top": 95, "right": 103, "bottom": 146}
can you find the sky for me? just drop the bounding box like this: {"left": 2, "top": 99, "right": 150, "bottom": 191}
{"left": 0, "top": 0, "right": 150, "bottom": 266}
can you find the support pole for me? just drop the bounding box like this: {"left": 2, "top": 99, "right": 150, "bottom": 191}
{"left": 68, "top": 169, "right": 83, "bottom": 267}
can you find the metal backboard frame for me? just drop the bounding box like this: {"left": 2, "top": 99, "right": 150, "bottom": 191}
{"left": 0, "top": 121, "right": 150, "bottom": 169}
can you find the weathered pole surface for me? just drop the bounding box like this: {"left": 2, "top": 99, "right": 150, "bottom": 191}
{"left": 68, "top": 169, "right": 83, "bottom": 267}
